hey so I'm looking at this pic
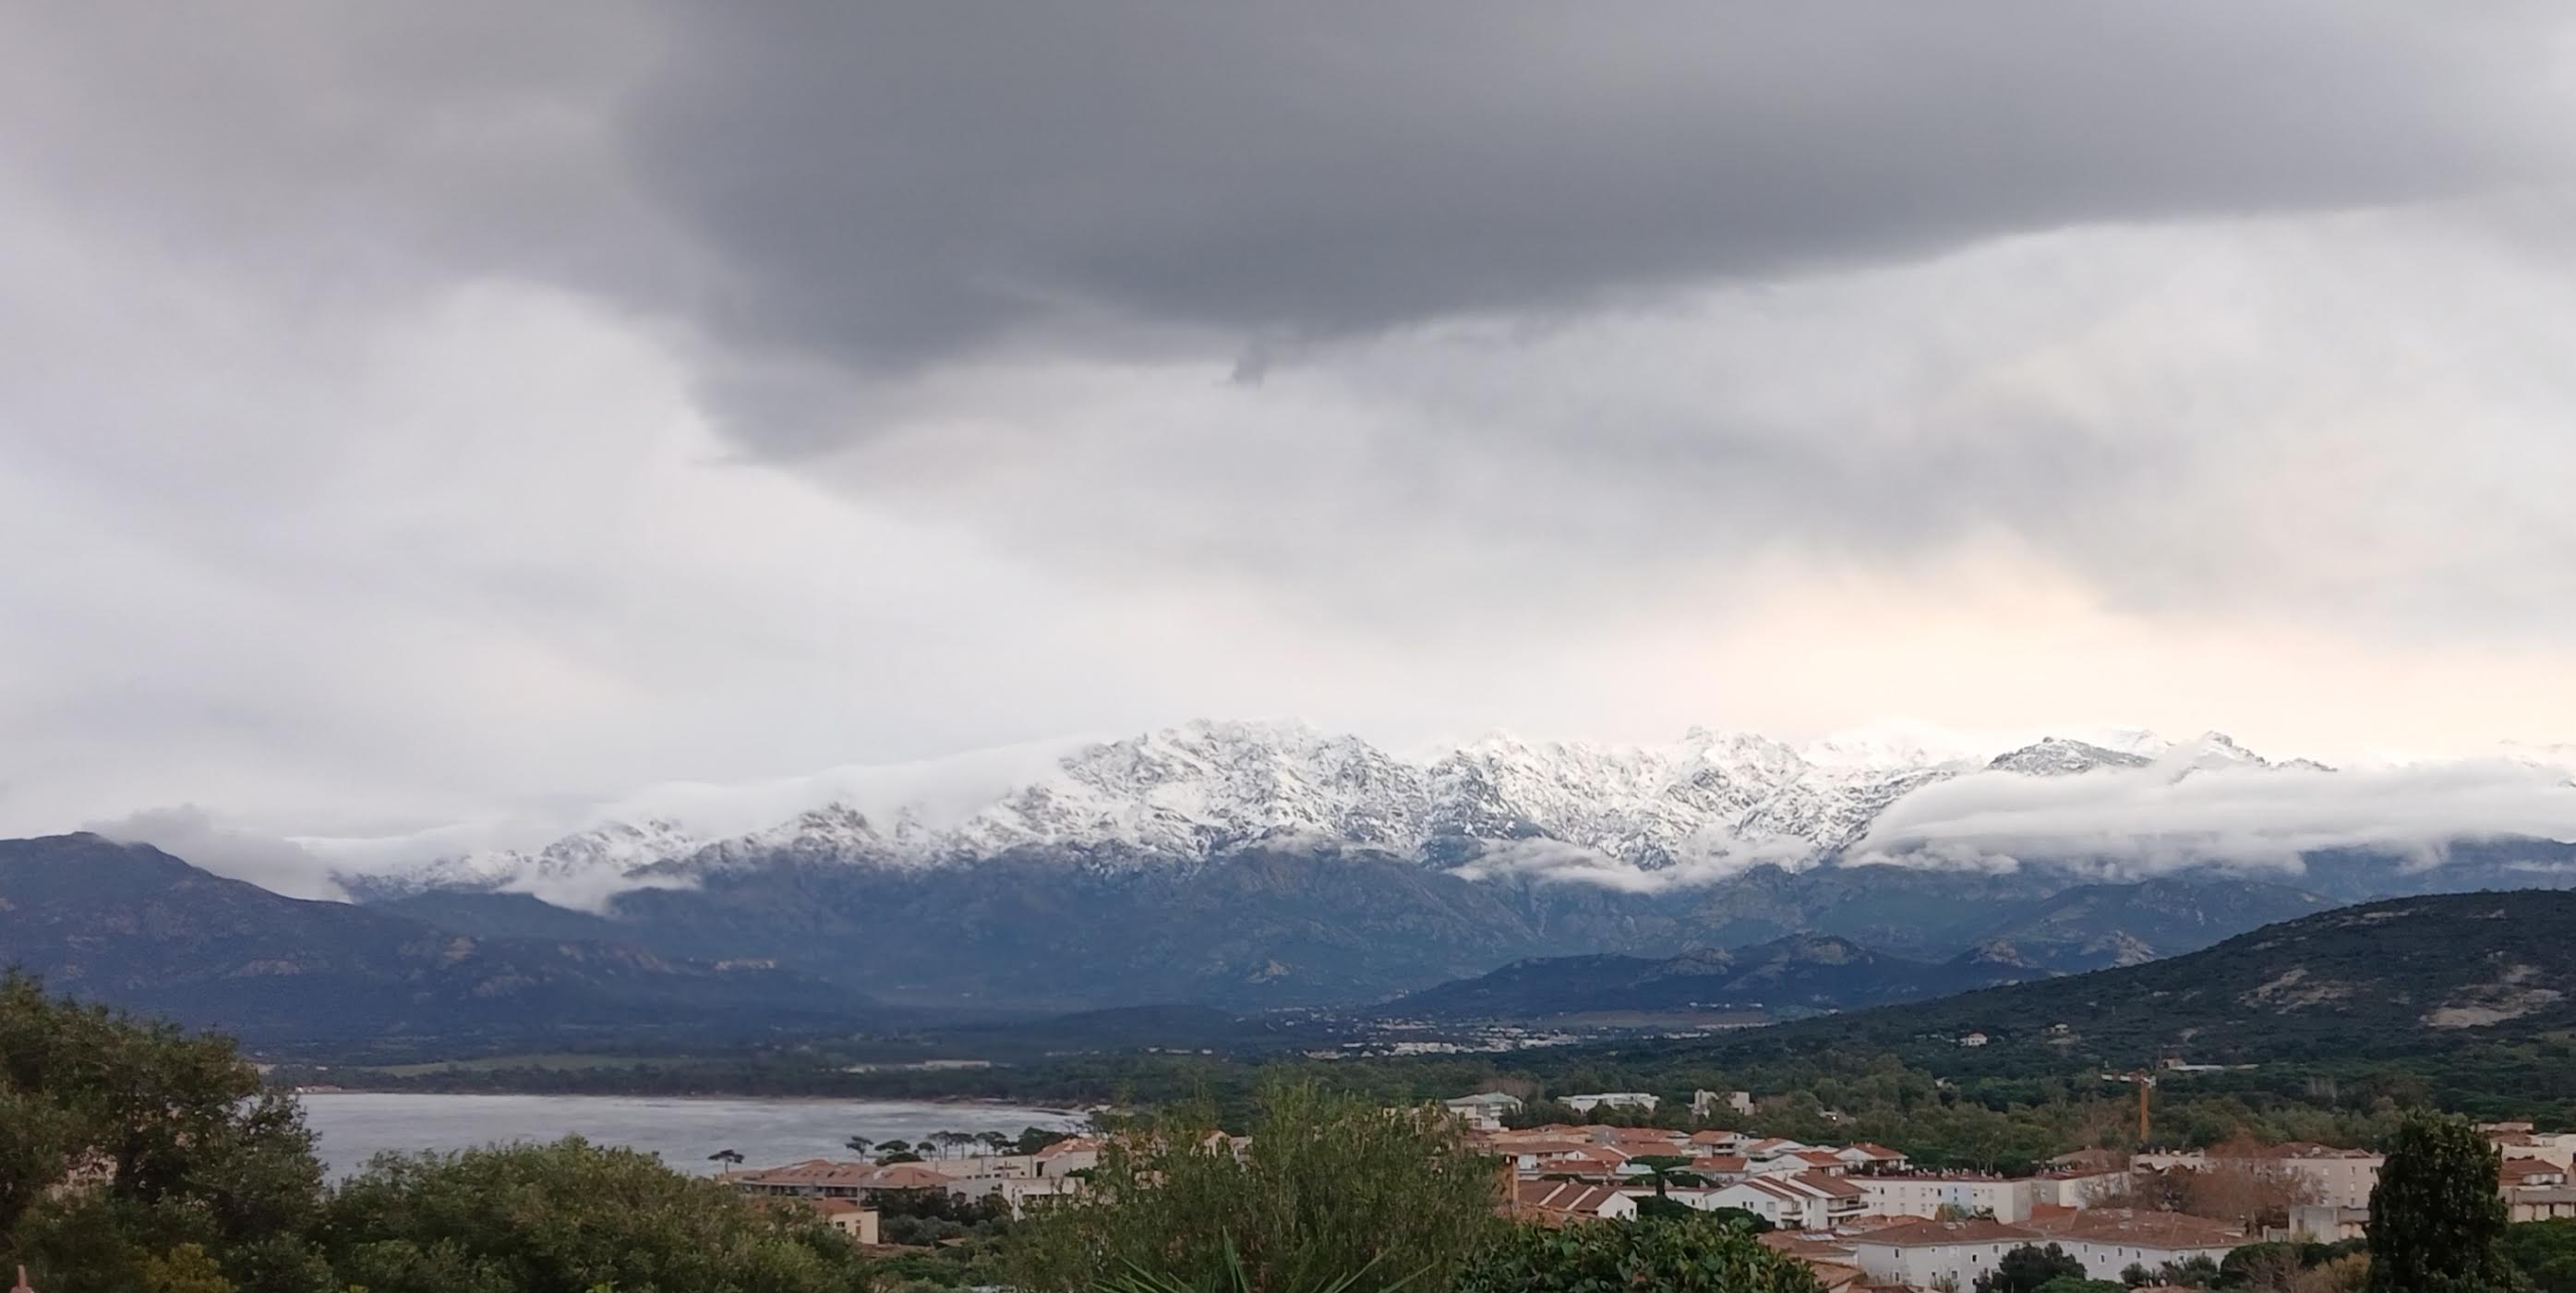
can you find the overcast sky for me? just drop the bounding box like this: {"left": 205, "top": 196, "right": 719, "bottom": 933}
{"left": 6, "top": 3, "right": 2576, "bottom": 841}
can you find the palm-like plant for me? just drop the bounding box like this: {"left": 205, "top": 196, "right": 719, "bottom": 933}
{"left": 1096, "top": 1236, "right": 1417, "bottom": 1293}
{"left": 708, "top": 1148, "right": 744, "bottom": 1167}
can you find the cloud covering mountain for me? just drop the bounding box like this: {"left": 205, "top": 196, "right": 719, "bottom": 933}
{"left": 83, "top": 721, "right": 2565, "bottom": 906}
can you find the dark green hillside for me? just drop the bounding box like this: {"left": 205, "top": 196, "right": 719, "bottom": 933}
{"left": 0, "top": 833, "right": 873, "bottom": 1051}
{"left": 1384, "top": 934, "right": 2030, "bottom": 1020}
{"left": 1668, "top": 889, "right": 2576, "bottom": 1072}
{"left": 1959, "top": 877, "right": 2336, "bottom": 973}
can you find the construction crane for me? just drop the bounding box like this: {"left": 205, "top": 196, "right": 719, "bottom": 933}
{"left": 2103, "top": 1070, "right": 2158, "bottom": 1148}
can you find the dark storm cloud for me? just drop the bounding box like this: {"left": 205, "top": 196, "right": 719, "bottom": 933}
{"left": 624, "top": 2, "right": 2561, "bottom": 395}
{"left": 7, "top": 3, "right": 2565, "bottom": 439}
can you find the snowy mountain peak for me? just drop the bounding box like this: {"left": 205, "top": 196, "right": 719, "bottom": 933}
{"left": 332, "top": 719, "right": 2433, "bottom": 903}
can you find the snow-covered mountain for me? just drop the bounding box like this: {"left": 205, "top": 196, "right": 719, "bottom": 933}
{"left": 318, "top": 718, "right": 2478, "bottom": 904}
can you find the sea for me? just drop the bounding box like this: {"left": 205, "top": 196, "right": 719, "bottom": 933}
{"left": 295, "top": 1092, "right": 1084, "bottom": 1179}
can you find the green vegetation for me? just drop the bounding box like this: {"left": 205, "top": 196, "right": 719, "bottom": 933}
{"left": 2, "top": 973, "right": 869, "bottom": 1293}
{"left": 2366, "top": 1112, "right": 2523, "bottom": 1293}
{"left": 2503, "top": 1221, "right": 2576, "bottom": 1293}
{"left": 1979, "top": 1244, "right": 2086, "bottom": 1293}
{"left": 1010, "top": 1082, "right": 1503, "bottom": 1293}
{"left": 1453, "top": 1213, "right": 1820, "bottom": 1293}
{"left": 320, "top": 1141, "right": 872, "bottom": 1293}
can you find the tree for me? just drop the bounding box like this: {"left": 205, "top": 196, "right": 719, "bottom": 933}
{"left": 2503, "top": 1220, "right": 2576, "bottom": 1293}
{"left": 1, "top": 972, "right": 327, "bottom": 1291}
{"left": 980, "top": 1131, "right": 1013, "bottom": 1154}
{"left": 2223, "top": 1241, "right": 2311, "bottom": 1293}
{"left": 2033, "top": 1279, "right": 2124, "bottom": 1293}
{"left": 2365, "top": 1112, "right": 2522, "bottom": 1293}
{"left": 1010, "top": 1082, "right": 1505, "bottom": 1293}
{"left": 1633, "top": 1195, "right": 1697, "bottom": 1222}
{"left": 1977, "top": 1244, "right": 2087, "bottom": 1293}
{"left": 1630, "top": 1154, "right": 1702, "bottom": 1197}
{"left": 1713, "top": 1205, "right": 1775, "bottom": 1234}
{"left": 2158, "top": 1256, "right": 2221, "bottom": 1288}
{"left": 709, "top": 1148, "right": 745, "bottom": 1167}
{"left": 1456, "top": 1213, "right": 1824, "bottom": 1293}
{"left": 2121, "top": 1263, "right": 2153, "bottom": 1287}
{"left": 1016, "top": 1127, "right": 1074, "bottom": 1155}
{"left": 319, "top": 1138, "right": 871, "bottom": 1293}
{"left": 842, "top": 1136, "right": 873, "bottom": 1156}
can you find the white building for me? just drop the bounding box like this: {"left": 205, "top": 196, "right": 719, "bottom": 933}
{"left": 1563, "top": 1092, "right": 1659, "bottom": 1114}
{"left": 1848, "top": 1217, "right": 2038, "bottom": 1289}
{"left": 2032, "top": 1167, "right": 2128, "bottom": 1208}
{"left": 1442, "top": 1091, "right": 1524, "bottom": 1131}
{"left": 2026, "top": 1208, "right": 2245, "bottom": 1279}
{"left": 2140, "top": 1144, "right": 2383, "bottom": 1213}
{"left": 1694, "top": 1089, "right": 1756, "bottom": 1118}
{"left": 1859, "top": 1173, "right": 2038, "bottom": 1223}
{"left": 1703, "top": 1171, "right": 1870, "bottom": 1231}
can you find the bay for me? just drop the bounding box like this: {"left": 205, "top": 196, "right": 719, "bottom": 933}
{"left": 296, "top": 1092, "right": 1083, "bottom": 1178}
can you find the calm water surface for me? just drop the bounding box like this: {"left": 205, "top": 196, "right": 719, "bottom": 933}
{"left": 296, "top": 1093, "right": 1082, "bottom": 1178}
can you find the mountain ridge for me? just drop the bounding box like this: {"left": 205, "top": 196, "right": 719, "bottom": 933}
{"left": 309, "top": 719, "right": 2576, "bottom": 909}
{"left": 0, "top": 833, "right": 876, "bottom": 1051}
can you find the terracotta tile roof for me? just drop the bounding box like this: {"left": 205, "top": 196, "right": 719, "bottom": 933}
{"left": 1516, "top": 1179, "right": 1630, "bottom": 1217}
{"left": 1693, "top": 1154, "right": 1751, "bottom": 1173}
{"left": 1609, "top": 1125, "right": 1686, "bottom": 1141}
{"left": 1848, "top": 1143, "right": 1906, "bottom": 1160}
{"left": 1792, "top": 1170, "right": 1866, "bottom": 1199}
{"left": 1691, "top": 1130, "right": 1742, "bottom": 1144}
{"left": 1849, "top": 1217, "right": 2040, "bottom": 1248}
{"left": 1793, "top": 1149, "right": 1848, "bottom": 1166}
{"left": 1034, "top": 1137, "right": 1102, "bottom": 1159}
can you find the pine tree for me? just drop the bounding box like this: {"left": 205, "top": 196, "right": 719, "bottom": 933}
{"left": 2365, "top": 1111, "right": 2522, "bottom": 1293}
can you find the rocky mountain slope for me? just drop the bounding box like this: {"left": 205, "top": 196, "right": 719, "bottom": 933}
{"left": 0, "top": 834, "right": 873, "bottom": 1052}
{"left": 331, "top": 720, "right": 2206, "bottom": 900}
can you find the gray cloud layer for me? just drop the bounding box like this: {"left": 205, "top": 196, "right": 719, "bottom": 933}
{"left": 5, "top": 5, "right": 2576, "bottom": 838}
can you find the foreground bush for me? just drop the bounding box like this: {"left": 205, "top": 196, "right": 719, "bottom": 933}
{"left": 321, "top": 1138, "right": 873, "bottom": 1293}
{"left": 1, "top": 972, "right": 327, "bottom": 1293}
{"left": 1454, "top": 1214, "right": 1823, "bottom": 1293}
{"left": 1011, "top": 1082, "right": 1503, "bottom": 1293}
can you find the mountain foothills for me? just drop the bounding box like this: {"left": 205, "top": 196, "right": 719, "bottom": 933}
{"left": 0, "top": 834, "right": 872, "bottom": 1050}
{"left": 1688, "top": 890, "right": 2576, "bottom": 1071}
{"left": 1381, "top": 935, "right": 2033, "bottom": 1021}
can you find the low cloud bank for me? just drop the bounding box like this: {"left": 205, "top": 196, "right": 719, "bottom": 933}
{"left": 84, "top": 805, "right": 344, "bottom": 900}
{"left": 1848, "top": 757, "right": 2576, "bottom": 876}
{"left": 1452, "top": 758, "right": 2576, "bottom": 890}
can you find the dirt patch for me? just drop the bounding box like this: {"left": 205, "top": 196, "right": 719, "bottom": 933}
{"left": 2240, "top": 966, "right": 2354, "bottom": 1010}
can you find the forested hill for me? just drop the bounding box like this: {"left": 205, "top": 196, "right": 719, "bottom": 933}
{"left": 1381, "top": 934, "right": 2030, "bottom": 1021}
{"left": 1666, "top": 889, "right": 2576, "bottom": 1070}
{"left": 0, "top": 833, "right": 874, "bottom": 1052}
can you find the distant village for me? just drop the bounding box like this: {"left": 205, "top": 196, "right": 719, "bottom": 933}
{"left": 718, "top": 1087, "right": 2576, "bottom": 1292}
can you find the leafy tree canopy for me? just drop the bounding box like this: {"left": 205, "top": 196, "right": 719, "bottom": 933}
{"left": 1455, "top": 1214, "right": 1823, "bottom": 1293}
{"left": 2366, "top": 1112, "right": 2522, "bottom": 1293}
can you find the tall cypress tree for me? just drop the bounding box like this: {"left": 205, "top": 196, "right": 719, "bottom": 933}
{"left": 2366, "top": 1111, "right": 2523, "bottom": 1293}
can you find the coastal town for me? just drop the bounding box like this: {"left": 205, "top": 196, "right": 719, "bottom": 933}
{"left": 716, "top": 1090, "right": 2576, "bottom": 1292}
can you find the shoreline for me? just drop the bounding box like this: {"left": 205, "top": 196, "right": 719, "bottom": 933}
{"left": 292, "top": 1088, "right": 1092, "bottom": 1116}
